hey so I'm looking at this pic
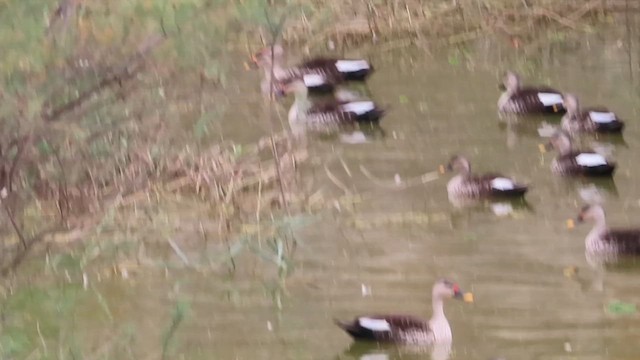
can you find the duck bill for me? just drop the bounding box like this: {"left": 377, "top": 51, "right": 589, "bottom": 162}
{"left": 566, "top": 218, "right": 575, "bottom": 229}
{"left": 498, "top": 83, "right": 506, "bottom": 91}
{"left": 537, "top": 143, "right": 548, "bottom": 153}
{"left": 542, "top": 142, "right": 554, "bottom": 152}
{"left": 454, "top": 289, "right": 474, "bottom": 303}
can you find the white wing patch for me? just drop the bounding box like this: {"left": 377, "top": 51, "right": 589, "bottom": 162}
{"left": 335, "top": 60, "right": 370, "bottom": 73}
{"left": 537, "top": 93, "right": 563, "bottom": 106}
{"left": 341, "top": 101, "right": 375, "bottom": 115}
{"left": 589, "top": 111, "right": 616, "bottom": 123}
{"left": 302, "top": 73, "right": 326, "bottom": 87}
{"left": 359, "top": 317, "right": 391, "bottom": 332}
{"left": 575, "top": 153, "right": 607, "bottom": 167}
{"left": 490, "top": 177, "right": 515, "bottom": 190}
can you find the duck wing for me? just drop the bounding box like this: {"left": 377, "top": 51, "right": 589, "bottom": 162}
{"left": 583, "top": 107, "right": 625, "bottom": 133}
{"left": 300, "top": 58, "right": 373, "bottom": 81}
{"left": 468, "top": 173, "right": 528, "bottom": 197}
{"left": 305, "top": 102, "right": 358, "bottom": 128}
{"left": 306, "top": 100, "right": 384, "bottom": 127}
{"left": 505, "top": 87, "right": 565, "bottom": 114}
{"left": 335, "top": 315, "right": 430, "bottom": 342}
{"left": 556, "top": 151, "right": 616, "bottom": 176}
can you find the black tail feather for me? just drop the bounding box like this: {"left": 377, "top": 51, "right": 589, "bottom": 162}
{"left": 595, "top": 121, "right": 625, "bottom": 133}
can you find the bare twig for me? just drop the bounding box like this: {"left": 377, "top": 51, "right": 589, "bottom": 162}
{"left": 0, "top": 225, "right": 64, "bottom": 276}
{"left": 42, "top": 33, "right": 166, "bottom": 122}
{"left": 359, "top": 165, "right": 439, "bottom": 190}
{"left": 7, "top": 134, "right": 32, "bottom": 192}
{"left": 166, "top": 237, "right": 191, "bottom": 266}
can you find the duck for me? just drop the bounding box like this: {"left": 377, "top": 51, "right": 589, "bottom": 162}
{"left": 445, "top": 155, "right": 528, "bottom": 200}
{"left": 498, "top": 71, "right": 565, "bottom": 114}
{"left": 575, "top": 204, "right": 640, "bottom": 262}
{"left": 561, "top": 94, "right": 625, "bottom": 134}
{"left": 334, "top": 279, "right": 473, "bottom": 345}
{"left": 545, "top": 131, "right": 616, "bottom": 177}
{"left": 281, "top": 79, "right": 385, "bottom": 134}
{"left": 251, "top": 44, "right": 374, "bottom": 95}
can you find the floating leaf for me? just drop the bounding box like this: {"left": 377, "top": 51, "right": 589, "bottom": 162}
{"left": 563, "top": 266, "right": 578, "bottom": 278}
{"left": 607, "top": 300, "right": 637, "bottom": 315}
{"left": 447, "top": 52, "right": 460, "bottom": 66}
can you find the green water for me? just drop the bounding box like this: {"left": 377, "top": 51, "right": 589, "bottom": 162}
{"left": 7, "top": 28, "right": 640, "bottom": 360}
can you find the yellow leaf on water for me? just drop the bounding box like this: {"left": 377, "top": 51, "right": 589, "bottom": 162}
{"left": 563, "top": 266, "right": 578, "bottom": 278}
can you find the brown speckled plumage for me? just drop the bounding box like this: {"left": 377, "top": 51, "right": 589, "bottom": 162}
{"left": 498, "top": 71, "right": 565, "bottom": 114}
{"left": 577, "top": 205, "right": 640, "bottom": 263}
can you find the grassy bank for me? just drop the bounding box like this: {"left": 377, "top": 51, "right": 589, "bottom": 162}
{"left": 0, "top": 1, "right": 637, "bottom": 356}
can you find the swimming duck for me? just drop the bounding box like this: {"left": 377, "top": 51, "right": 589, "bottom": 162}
{"left": 545, "top": 131, "right": 616, "bottom": 177}
{"left": 334, "top": 279, "right": 473, "bottom": 345}
{"left": 252, "top": 44, "right": 373, "bottom": 95}
{"left": 445, "top": 155, "right": 528, "bottom": 200}
{"left": 561, "top": 94, "right": 625, "bottom": 134}
{"left": 281, "top": 79, "right": 384, "bottom": 134}
{"left": 498, "top": 71, "right": 565, "bottom": 114}
{"left": 575, "top": 204, "right": 640, "bottom": 262}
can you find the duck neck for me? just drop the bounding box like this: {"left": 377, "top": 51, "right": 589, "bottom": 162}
{"left": 567, "top": 106, "right": 580, "bottom": 119}
{"left": 288, "top": 91, "right": 311, "bottom": 125}
{"left": 261, "top": 59, "right": 287, "bottom": 80}
{"left": 589, "top": 213, "right": 607, "bottom": 234}
{"left": 429, "top": 295, "right": 452, "bottom": 342}
{"left": 431, "top": 295, "right": 446, "bottom": 321}
{"left": 555, "top": 138, "right": 572, "bottom": 155}
{"left": 293, "top": 91, "right": 311, "bottom": 110}
{"left": 585, "top": 212, "right": 608, "bottom": 251}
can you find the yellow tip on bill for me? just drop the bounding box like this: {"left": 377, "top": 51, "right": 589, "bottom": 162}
{"left": 566, "top": 219, "right": 575, "bottom": 229}
{"left": 438, "top": 164, "right": 445, "bottom": 174}
{"left": 538, "top": 143, "right": 546, "bottom": 153}
{"left": 463, "top": 292, "right": 474, "bottom": 303}
{"left": 563, "top": 266, "right": 578, "bottom": 278}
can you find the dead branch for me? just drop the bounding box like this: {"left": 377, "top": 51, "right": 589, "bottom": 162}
{"left": 0, "top": 225, "right": 65, "bottom": 276}
{"left": 42, "top": 33, "right": 166, "bottom": 122}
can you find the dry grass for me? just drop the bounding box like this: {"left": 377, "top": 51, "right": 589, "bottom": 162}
{"left": 279, "top": 0, "right": 639, "bottom": 48}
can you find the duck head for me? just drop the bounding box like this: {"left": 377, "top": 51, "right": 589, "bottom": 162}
{"left": 250, "top": 44, "right": 285, "bottom": 68}
{"left": 499, "top": 71, "right": 521, "bottom": 92}
{"left": 433, "top": 279, "right": 473, "bottom": 302}
{"left": 446, "top": 155, "right": 471, "bottom": 174}
{"left": 576, "top": 204, "right": 606, "bottom": 223}
{"left": 280, "top": 78, "right": 308, "bottom": 98}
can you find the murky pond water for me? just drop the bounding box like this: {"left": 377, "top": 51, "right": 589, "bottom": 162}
{"left": 52, "top": 27, "right": 640, "bottom": 359}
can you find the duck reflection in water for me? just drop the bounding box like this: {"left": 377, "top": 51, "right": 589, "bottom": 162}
{"left": 337, "top": 341, "right": 452, "bottom": 360}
